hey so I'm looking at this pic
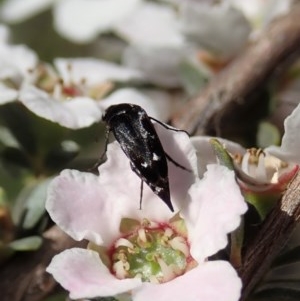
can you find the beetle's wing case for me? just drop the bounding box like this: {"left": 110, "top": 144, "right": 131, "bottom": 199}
{"left": 103, "top": 104, "right": 172, "bottom": 210}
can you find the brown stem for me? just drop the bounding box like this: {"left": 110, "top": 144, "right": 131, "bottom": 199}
{"left": 0, "top": 226, "right": 84, "bottom": 301}
{"left": 172, "top": 2, "right": 300, "bottom": 136}
{"left": 240, "top": 171, "right": 300, "bottom": 300}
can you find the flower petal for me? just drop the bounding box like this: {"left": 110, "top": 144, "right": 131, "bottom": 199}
{"left": 132, "top": 261, "right": 241, "bottom": 301}
{"left": 0, "top": 0, "right": 55, "bottom": 23}
{"left": 0, "top": 83, "right": 18, "bottom": 104}
{"left": 100, "top": 88, "right": 171, "bottom": 121}
{"left": 122, "top": 44, "right": 191, "bottom": 88}
{"left": 46, "top": 169, "right": 120, "bottom": 245}
{"left": 97, "top": 123, "right": 197, "bottom": 219}
{"left": 191, "top": 136, "right": 246, "bottom": 177}
{"left": 97, "top": 141, "right": 175, "bottom": 221}
{"left": 0, "top": 44, "right": 38, "bottom": 80}
{"left": 180, "top": 1, "right": 251, "bottom": 57}
{"left": 19, "top": 86, "right": 102, "bottom": 129}
{"left": 47, "top": 248, "right": 142, "bottom": 299}
{"left": 53, "top": 0, "right": 141, "bottom": 43}
{"left": 266, "top": 103, "right": 300, "bottom": 163}
{"left": 154, "top": 123, "right": 198, "bottom": 208}
{"left": 54, "top": 57, "right": 143, "bottom": 86}
{"left": 183, "top": 164, "right": 247, "bottom": 262}
{"left": 114, "top": 2, "right": 183, "bottom": 47}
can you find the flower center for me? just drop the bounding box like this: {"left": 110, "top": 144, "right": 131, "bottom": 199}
{"left": 233, "top": 148, "right": 288, "bottom": 184}
{"left": 110, "top": 220, "right": 191, "bottom": 284}
{"left": 28, "top": 63, "right": 113, "bottom": 100}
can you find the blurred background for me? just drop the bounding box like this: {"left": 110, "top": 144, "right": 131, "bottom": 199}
{"left": 0, "top": 1, "right": 300, "bottom": 300}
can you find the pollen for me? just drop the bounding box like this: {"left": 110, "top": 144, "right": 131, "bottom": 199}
{"left": 235, "top": 147, "right": 290, "bottom": 184}
{"left": 110, "top": 221, "right": 192, "bottom": 283}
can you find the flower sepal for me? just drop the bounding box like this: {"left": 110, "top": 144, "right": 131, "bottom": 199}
{"left": 241, "top": 164, "right": 299, "bottom": 219}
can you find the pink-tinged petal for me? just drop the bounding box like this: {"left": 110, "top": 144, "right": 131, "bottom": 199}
{"left": 19, "top": 86, "right": 102, "bottom": 129}
{"left": 230, "top": 0, "right": 292, "bottom": 30}
{"left": 155, "top": 123, "right": 198, "bottom": 209}
{"left": 53, "top": 0, "right": 141, "bottom": 43}
{"left": 180, "top": 1, "right": 251, "bottom": 57}
{"left": 98, "top": 141, "right": 175, "bottom": 221}
{"left": 114, "top": 2, "right": 183, "bottom": 47}
{"left": 183, "top": 164, "right": 247, "bottom": 262}
{"left": 0, "top": 83, "right": 18, "bottom": 104}
{"left": 266, "top": 103, "right": 300, "bottom": 163}
{"left": 132, "top": 261, "right": 241, "bottom": 301}
{"left": 54, "top": 58, "right": 143, "bottom": 86}
{"left": 46, "top": 170, "right": 120, "bottom": 245}
{"left": 122, "top": 44, "right": 188, "bottom": 88}
{"left": 98, "top": 123, "right": 197, "bottom": 219}
{"left": 100, "top": 88, "right": 171, "bottom": 121}
{"left": 191, "top": 136, "right": 246, "bottom": 177}
{"left": 0, "top": 0, "right": 55, "bottom": 23}
{"left": 0, "top": 44, "right": 38, "bottom": 80}
{"left": 47, "top": 248, "right": 142, "bottom": 299}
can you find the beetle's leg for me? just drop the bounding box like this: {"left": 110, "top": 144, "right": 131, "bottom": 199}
{"left": 149, "top": 117, "right": 190, "bottom": 136}
{"left": 99, "top": 128, "right": 111, "bottom": 162}
{"left": 89, "top": 129, "right": 110, "bottom": 172}
{"left": 139, "top": 180, "right": 144, "bottom": 210}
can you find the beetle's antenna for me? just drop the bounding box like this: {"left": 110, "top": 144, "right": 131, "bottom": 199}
{"left": 149, "top": 117, "right": 190, "bottom": 136}
{"left": 165, "top": 152, "right": 192, "bottom": 172}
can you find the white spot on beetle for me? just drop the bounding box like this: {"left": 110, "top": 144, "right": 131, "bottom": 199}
{"left": 153, "top": 153, "right": 160, "bottom": 161}
{"left": 155, "top": 186, "right": 162, "bottom": 193}
{"left": 141, "top": 162, "right": 148, "bottom": 168}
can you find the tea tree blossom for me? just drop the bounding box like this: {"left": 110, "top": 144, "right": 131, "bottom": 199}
{"left": 229, "top": 0, "right": 292, "bottom": 32}
{"left": 0, "top": 0, "right": 142, "bottom": 43}
{"left": 17, "top": 57, "right": 144, "bottom": 128}
{"left": 46, "top": 125, "right": 247, "bottom": 300}
{"left": 0, "top": 36, "right": 38, "bottom": 105}
{"left": 0, "top": 39, "right": 171, "bottom": 128}
{"left": 191, "top": 103, "right": 300, "bottom": 217}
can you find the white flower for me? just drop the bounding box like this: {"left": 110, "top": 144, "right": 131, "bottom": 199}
{"left": 0, "top": 0, "right": 142, "bottom": 43}
{"left": 46, "top": 125, "right": 247, "bottom": 300}
{"left": 114, "top": 1, "right": 184, "bottom": 48}
{"left": 179, "top": 1, "right": 251, "bottom": 57}
{"left": 191, "top": 103, "right": 300, "bottom": 189}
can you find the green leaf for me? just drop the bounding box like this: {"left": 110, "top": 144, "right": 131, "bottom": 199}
{"left": 12, "top": 178, "right": 52, "bottom": 229}
{"left": 8, "top": 236, "right": 42, "bottom": 251}
{"left": 0, "top": 103, "right": 37, "bottom": 155}
{"left": 209, "top": 138, "right": 235, "bottom": 170}
{"left": 257, "top": 121, "right": 280, "bottom": 149}
{"left": 0, "top": 125, "right": 20, "bottom": 150}
{"left": 179, "top": 59, "right": 210, "bottom": 96}
{"left": 243, "top": 191, "right": 278, "bottom": 220}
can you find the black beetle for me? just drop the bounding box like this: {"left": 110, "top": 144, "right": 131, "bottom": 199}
{"left": 102, "top": 103, "right": 190, "bottom": 212}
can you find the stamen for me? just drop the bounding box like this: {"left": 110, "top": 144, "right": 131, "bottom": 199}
{"left": 241, "top": 152, "right": 251, "bottom": 175}
{"left": 164, "top": 228, "right": 174, "bottom": 238}
{"left": 149, "top": 275, "right": 160, "bottom": 284}
{"left": 255, "top": 152, "right": 267, "bottom": 182}
{"left": 157, "top": 257, "right": 176, "bottom": 282}
{"left": 53, "top": 81, "right": 62, "bottom": 99}
{"left": 113, "top": 260, "right": 130, "bottom": 279}
{"left": 114, "top": 238, "right": 134, "bottom": 249}
{"left": 138, "top": 228, "right": 148, "bottom": 243}
{"left": 169, "top": 236, "right": 189, "bottom": 257}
